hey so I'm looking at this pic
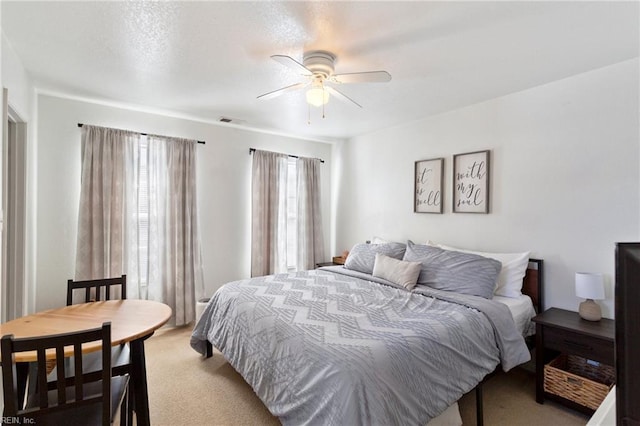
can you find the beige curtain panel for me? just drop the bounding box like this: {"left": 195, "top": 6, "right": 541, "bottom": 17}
{"left": 296, "top": 157, "right": 325, "bottom": 270}
{"left": 76, "top": 125, "right": 138, "bottom": 281}
{"left": 145, "top": 135, "right": 203, "bottom": 326}
{"left": 251, "top": 150, "right": 288, "bottom": 277}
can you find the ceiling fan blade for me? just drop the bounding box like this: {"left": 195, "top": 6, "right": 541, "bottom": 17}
{"left": 325, "top": 86, "right": 362, "bottom": 108}
{"left": 271, "top": 55, "right": 313, "bottom": 76}
{"left": 257, "top": 82, "right": 309, "bottom": 100}
{"left": 331, "top": 71, "right": 392, "bottom": 84}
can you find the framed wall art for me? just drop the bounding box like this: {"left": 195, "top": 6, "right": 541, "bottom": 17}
{"left": 414, "top": 158, "right": 444, "bottom": 213}
{"left": 453, "top": 150, "right": 490, "bottom": 213}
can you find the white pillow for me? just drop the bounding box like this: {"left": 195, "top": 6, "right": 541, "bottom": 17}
{"left": 426, "top": 241, "right": 530, "bottom": 298}
{"left": 370, "top": 236, "right": 391, "bottom": 244}
{"left": 372, "top": 253, "right": 422, "bottom": 290}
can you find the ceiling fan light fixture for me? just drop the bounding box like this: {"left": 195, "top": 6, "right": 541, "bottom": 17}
{"left": 258, "top": 50, "right": 390, "bottom": 111}
{"left": 306, "top": 87, "right": 330, "bottom": 107}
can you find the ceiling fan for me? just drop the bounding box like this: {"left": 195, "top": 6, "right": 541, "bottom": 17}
{"left": 257, "top": 50, "right": 391, "bottom": 109}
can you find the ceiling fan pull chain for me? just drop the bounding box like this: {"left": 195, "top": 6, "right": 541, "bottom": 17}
{"left": 322, "top": 85, "right": 326, "bottom": 119}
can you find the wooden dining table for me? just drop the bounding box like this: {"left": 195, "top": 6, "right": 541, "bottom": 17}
{"left": 0, "top": 299, "right": 172, "bottom": 426}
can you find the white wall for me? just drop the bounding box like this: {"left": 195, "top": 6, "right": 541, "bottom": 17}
{"left": 1, "top": 31, "right": 36, "bottom": 316}
{"left": 35, "top": 95, "right": 334, "bottom": 311}
{"left": 335, "top": 59, "right": 640, "bottom": 319}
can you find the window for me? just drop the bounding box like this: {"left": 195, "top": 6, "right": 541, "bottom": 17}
{"left": 285, "top": 157, "right": 297, "bottom": 271}
{"left": 137, "top": 136, "right": 150, "bottom": 286}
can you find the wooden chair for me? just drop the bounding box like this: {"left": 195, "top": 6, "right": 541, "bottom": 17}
{"left": 65, "top": 275, "right": 130, "bottom": 379}
{"left": 66, "top": 275, "right": 127, "bottom": 305}
{"left": 1, "top": 322, "right": 129, "bottom": 426}
{"left": 65, "top": 274, "right": 132, "bottom": 424}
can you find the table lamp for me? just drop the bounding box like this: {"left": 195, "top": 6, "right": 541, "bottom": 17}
{"left": 575, "top": 272, "right": 605, "bottom": 321}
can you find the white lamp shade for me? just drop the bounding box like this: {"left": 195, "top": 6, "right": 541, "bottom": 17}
{"left": 575, "top": 272, "right": 605, "bottom": 300}
{"left": 306, "top": 87, "right": 330, "bottom": 107}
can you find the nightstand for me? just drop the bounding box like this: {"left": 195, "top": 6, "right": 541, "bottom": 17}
{"left": 316, "top": 257, "right": 346, "bottom": 268}
{"left": 315, "top": 262, "right": 341, "bottom": 268}
{"left": 532, "top": 308, "right": 615, "bottom": 414}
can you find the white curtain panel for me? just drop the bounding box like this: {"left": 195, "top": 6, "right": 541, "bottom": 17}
{"left": 296, "top": 157, "right": 325, "bottom": 270}
{"left": 251, "top": 150, "right": 288, "bottom": 277}
{"left": 76, "top": 125, "right": 139, "bottom": 281}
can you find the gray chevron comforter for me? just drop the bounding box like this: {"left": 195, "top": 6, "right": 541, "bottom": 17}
{"left": 191, "top": 267, "right": 530, "bottom": 426}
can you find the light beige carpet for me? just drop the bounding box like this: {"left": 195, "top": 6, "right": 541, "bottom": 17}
{"left": 144, "top": 326, "right": 590, "bottom": 425}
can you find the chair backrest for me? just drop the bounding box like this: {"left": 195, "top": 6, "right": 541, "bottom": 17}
{"left": 1, "top": 322, "right": 112, "bottom": 425}
{"left": 66, "top": 275, "right": 127, "bottom": 305}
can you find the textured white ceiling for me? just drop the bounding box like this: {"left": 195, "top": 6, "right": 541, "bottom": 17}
{"left": 2, "top": 1, "right": 638, "bottom": 142}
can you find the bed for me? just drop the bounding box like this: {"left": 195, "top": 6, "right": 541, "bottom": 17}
{"left": 191, "top": 242, "right": 543, "bottom": 426}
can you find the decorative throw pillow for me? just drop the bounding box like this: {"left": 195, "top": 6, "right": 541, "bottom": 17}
{"left": 344, "top": 242, "right": 406, "bottom": 275}
{"left": 426, "top": 241, "right": 530, "bottom": 298}
{"left": 372, "top": 253, "right": 422, "bottom": 290}
{"left": 403, "top": 242, "right": 502, "bottom": 299}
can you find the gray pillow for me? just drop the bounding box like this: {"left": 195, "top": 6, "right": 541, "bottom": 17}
{"left": 402, "top": 242, "right": 501, "bottom": 299}
{"left": 344, "top": 242, "right": 406, "bottom": 275}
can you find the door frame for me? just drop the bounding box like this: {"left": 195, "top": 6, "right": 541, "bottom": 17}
{"left": 2, "top": 88, "right": 27, "bottom": 321}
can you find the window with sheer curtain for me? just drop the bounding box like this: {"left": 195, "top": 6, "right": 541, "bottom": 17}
{"left": 137, "top": 136, "right": 150, "bottom": 286}
{"left": 75, "top": 125, "right": 203, "bottom": 326}
{"left": 251, "top": 150, "right": 324, "bottom": 277}
{"left": 286, "top": 157, "right": 298, "bottom": 270}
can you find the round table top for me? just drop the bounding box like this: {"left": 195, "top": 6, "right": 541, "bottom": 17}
{"left": 0, "top": 299, "right": 172, "bottom": 362}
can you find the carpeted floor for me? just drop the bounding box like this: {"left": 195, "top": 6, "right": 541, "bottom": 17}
{"left": 144, "top": 326, "right": 590, "bottom": 425}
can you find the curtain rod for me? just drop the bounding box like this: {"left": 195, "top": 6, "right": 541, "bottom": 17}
{"left": 77, "top": 123, "right": 205, "bottom": 145}
{"left": 249, "top": 148, "right": 324, "bottom": 163}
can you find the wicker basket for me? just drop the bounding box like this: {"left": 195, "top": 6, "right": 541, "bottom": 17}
{"left": 544, "top": 354, "right": 615, "bottom": 410}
